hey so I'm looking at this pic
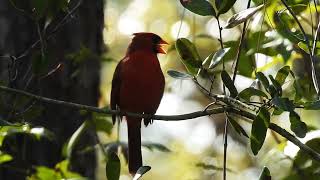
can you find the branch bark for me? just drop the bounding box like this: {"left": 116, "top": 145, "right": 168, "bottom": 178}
{"left": 1, "top": 85, "right": 320, "bottom": 162}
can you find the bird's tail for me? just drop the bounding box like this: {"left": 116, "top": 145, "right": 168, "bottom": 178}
{"left": 127, "top": 119, "right": 142, "bottom": 175}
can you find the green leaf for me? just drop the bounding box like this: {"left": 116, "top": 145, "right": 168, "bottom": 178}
{"left": 175, "top": 38, "right": 202, "bottom": 75}
{"left": 271, "top": 97, "right": 294, "bottom": 112}
{"left": 221, "top": 70, "right": 238, "bottom": 97}
{"left": 133, "top": 166, "right": 151, "bottom": 180}
{"left": 66, "top": 122, "right": 87, "bottom": 158}
{"left": 238, "top": 87, "right": 268, "bottom": 102}
{"left": 215, "top": 0, "right": 237, "bottom": 15}
{"left": 106, "top": 153, "right": 121, "bottom": 180}
{"left": 289, "top": 111, "right": 307, "bottom": 138}
{"left": 224, "top": 4, "right": 264, "bottom": 29}
{"left": 250, "top": 107, "right": 270, "bottom": 155}
{"left": 167, "top": 70, "right": 193, "bottom": 80}
{"left": 0, "top": 152, "right": 13, "bottom": 164}
{"left": 275, "top": 66, "right": 290, "bottom": 85}
{"left": 208, "top": 48, "right": 230, "bottom": 69}
{"left": 294, "top": 138, "right": 320, "bottom": 169}
{"left": 179, "top": 0, "right": 216, "bottom": 16}
{"left": 304, "top": 100, "right": 320, "bottom": 110}
{"left": 259, "top": 166, "right": 271, "bottom": 180}
{"left": 91, "top": 113, "right": 113, "bottom": 134}
{"left": 268, "top": 75, "right": 282, "bottom": 97}
{"left": 256, "top": 72, "right": 269, "bottom": 90}
{"left": 196, "top": 162, "right": 234, "bottom": 172}
{"left": 142, "top": 142, "right": 171, "bottom": 152}
{"left": 227, "top": 115, "right": 249, "bottom": 138}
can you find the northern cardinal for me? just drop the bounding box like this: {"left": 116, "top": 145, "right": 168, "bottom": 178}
{"left": 110, "top": 32, "right": 168, "bottom": 174}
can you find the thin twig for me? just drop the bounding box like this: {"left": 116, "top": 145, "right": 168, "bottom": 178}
{"left": 1, "top": 85, "right": 320, "bottom": 163}
{"left": 232, "top": 0, "right": 252, "bottom": 82}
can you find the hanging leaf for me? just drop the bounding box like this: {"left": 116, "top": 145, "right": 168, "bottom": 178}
{"left": 106, "top": 153, "right": 121, "bottom": 180}
{"left": 167, "top": 70, "right": 193, "bottom": 80}
{"left": 179, "top": 0, "right": 216, "bottom": 16}
{"left": 209, "top": 48, "right": 230, "bottom": 69}
{"left": 133, "top": 166, "right": 151, "bottom": 180}
{"left": 289, "top": 111, "right": 307, "bottom": 138}
{"left": 176, "top": 38, "right": 202, "bottom": 75}
{"left": 227, "top": 115, "right": 249, "bottom": 138}
{"left": 256, "top": 72, "right": 269, "bottom": 90}
{"left": 238, "top": 87, "right": 268, "bottom": 102}
{"left": 221, "top": 70, "right": 238, "bottom": 97}
{"left": 215, "top": 0, "right": 238, "bottom": 15}
{"left": 275, "top": 66, "right": 290, "bottom": 86}
{"left": 66, "top": 122, "right": 87, "bottom": 158}
{"left": 250, "top": 107, "right": 270, "bottom": 155}
{"left": 258, "top": 166, "right": 271, "bottom": 180}
{"left": 224, "top": 4, "right": 264, "bottom": 29}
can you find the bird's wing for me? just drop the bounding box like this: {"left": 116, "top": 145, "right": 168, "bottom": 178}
{"left": 110, "top": 59, "right": 123, "bottom": 124}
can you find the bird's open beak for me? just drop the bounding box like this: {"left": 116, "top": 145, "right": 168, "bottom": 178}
{"left": 157, "top": 39, "right": 169, "bottom": 54}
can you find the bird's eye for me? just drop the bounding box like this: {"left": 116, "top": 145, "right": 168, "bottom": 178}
{"left": 152, "top": 35, "right": 161, "bottom": 44}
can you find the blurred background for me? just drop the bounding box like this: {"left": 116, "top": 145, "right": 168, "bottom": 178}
{"left": 1, "top": 0, "right": 320, "bottom": 179}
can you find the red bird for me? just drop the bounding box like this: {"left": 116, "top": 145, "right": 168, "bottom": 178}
{"left": 110, "top": 32, "right": 168, "bottom": 174}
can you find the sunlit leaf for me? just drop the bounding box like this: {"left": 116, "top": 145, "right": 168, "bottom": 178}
{"left": 209, "top": 48, "right": 230, "bottom": 69}
{"left": 275, "top": 66, "right": 290, "bottom": 85}
{"left": 180, "top": 0, "right": 216, "bottom": 16}
{"left": 0, "top": 152, "right": 13, "bottom": 164}
{"left": 167, "top": 70, "right": 193, "bottom": 80}
{"left": 133, "top": 166, "right": 151, "bottom": 180}
{"left": 176, "top": 38, "right": 202, "bottom": 75}
{"left": 250, "top": 107, "right": 270, "bottom": 155}
{"left": 238, "top": 87, "right": 268, "bottom": 102}
{"left": 221, "top": 70, "right": 238, "bottom": 97}
{"left": 227, "top": 115, "right": 249, "bottom": 138}
{"left": 215, "top": 0, "right": 237, "bottom": 15}
{"left": 106, "top": 153, "right": 121, "bottom": 180}
{"left": 289, "top": 111, "right": 307, "bottom": 138}
{"left": 259, "top": 166, "right": 271, "bottom": 180}
{"left": 224, "top": 4, "right": 264, "bottom": 29}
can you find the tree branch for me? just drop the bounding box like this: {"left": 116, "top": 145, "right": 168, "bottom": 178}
{"left": 1, "top": 85, "right": 320, "bottom": 162}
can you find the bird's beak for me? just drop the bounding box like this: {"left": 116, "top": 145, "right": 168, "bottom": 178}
{"left": 157, "top": 39, "right": 169, "bottom": 54}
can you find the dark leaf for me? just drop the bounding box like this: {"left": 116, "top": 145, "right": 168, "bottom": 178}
{"left": 91, "top": 113, "right": 113, "bottom": 134}
{"left": 196, "top": 162, "right": 234, "bottom": 172}
{"left": 250, "top": 107, "right": 270, "bottom": 155}
{"left": 271, "top": 97, "right": 295, "bottom": 112}
{"left": 180, "top": 0, "right": 216, "bottom": 16}
{"left": 294, "top": 138, "right": 320, "bottom": 169}
{"left": 304, "top": 100, "right": 320, "bottom": 110}
{"left": 224, "top": 4, "right": 264, "bottom": 29}
{"left": 167, "top": 70, "right": 193, "bottom": 80}
{"left": 215, "top": 0, "right": 237, "bottom": 15}
{"left": 268, "top": 75, "right": 282, "bottom": 97}
{"left": 106, "top": 153, "right": 121, "bottom": 180}
{"left": 256, "top": 72, "right": 269, "bottom": 90}
{"left": 227, "top": 115, "right": 249, "bottom": 138}
{"left": 142, "top": 142, "right": 171, "bottom": 152}
{"left": 221, "top": 70, "right": 238, "bottom": 97}
{"left": 259, "top": 166, "right": 271, "bottom": 180}
{"left": 238, "top": 87, "right": 268, "bottom": 102}
{"left": 275, "top": 66, "right": 290, "bottom": 85}
{"left": 289, "top": 111, "right": 307, "bottom": 138}
{"left": 175, "top": 38, "right": 202, "bottom": 75}
{"left": 133, "top": 166, "right": 151, "bottom": 180}
{"left": 208, "top": 48, "right": 230, "bottom": 69}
